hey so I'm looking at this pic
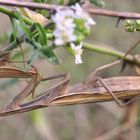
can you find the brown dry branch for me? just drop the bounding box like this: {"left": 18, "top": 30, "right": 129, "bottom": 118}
{"left": 88, "top": 8, "right": 140, "bottom": 19}
{"left": 94, "top": 122, "right": 133, "bottom": 140}
{"left": 0, "top": 0, "right": 140, "bottom": 19}
{"left": 116, "top": 100, "right": 137, "bottom": 140}
{"left": 94, "top": 98, "right": 137, "bottom": 140}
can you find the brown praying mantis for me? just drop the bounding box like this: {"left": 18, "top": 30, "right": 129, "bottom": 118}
{"left": 0, "top": 40, "right": 140, "bottom": 116}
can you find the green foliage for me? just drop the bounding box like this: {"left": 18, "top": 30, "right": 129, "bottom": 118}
{"left": 2, "top": 1, "right": 95, "bottom": 66}
{"left": 124, "top": 19, "right": 140, "bottom": 32}
{"left": 33, "top": 0, "right": 49, "bottom": 16}
{"left": 35, "top": 23, "right": 47, "bottom": 47}
{"left": 39, "top": 47, "right": 61, "bottom": 64}
{"left": 74, "top": 19, "right": 90, "bottom": 42}
{"left": 90, "top": 0, "right": 105, "bottom": 7}
{"left": 9, "top": 9, "right": 62, "bottom": 65}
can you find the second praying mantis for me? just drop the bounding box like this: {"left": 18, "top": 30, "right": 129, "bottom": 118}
{"left": 0, "top": 40, "right": 140, "bottom": 116}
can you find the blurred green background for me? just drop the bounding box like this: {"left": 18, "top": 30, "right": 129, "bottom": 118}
{"left": 0, "top": 0, "right": 140, "bottom": 140}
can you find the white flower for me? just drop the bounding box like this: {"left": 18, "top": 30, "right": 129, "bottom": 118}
{"left": 70, "top": 42, "right": 83, "bottom": 64}
{"left": 52, "top": 3, "right": 96, "bottom": 46}
{"left": 52, "top": 9, "right": 77, "bottom": 45}
{"left": 71, "top": 3, "right": 96, "bottom": 29}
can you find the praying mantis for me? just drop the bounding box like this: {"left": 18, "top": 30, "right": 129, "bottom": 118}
{"left": 0, "top": 40, "right": 140, "bottom": 116}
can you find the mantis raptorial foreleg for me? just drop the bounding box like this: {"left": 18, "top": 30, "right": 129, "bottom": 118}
{"left": 0, "top": 50, "right": 69, "bottom": 112}
{"left": 0, "top": 72, "right": 70, "bottom": 115}
{"left": 0, "top": 65, "right": 41, "bottom": 108}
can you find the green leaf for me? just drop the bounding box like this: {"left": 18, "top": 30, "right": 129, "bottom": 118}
{"left": 30, "top": 40, "right": 61, "bottom": 64}
{"left": 35, "top": 23, "right": 47, "bottom": 47}
{"left": 90, "top": 0, "right": 105, "bottom": 7}
{"left": 124, "top": 19, "right": 140, "bottom": 32}
{"left": 39, "top": 47, "right": 61, "bottom": 65}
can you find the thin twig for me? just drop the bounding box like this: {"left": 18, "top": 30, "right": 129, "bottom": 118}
{"left": 88, "top": 8, "right": 140, "bottom": 19}
{"left": 0, "top": 0, "right": 140, "bottom": 19}
{"left": 94, "top": 123, "right": 131, "bottom": 140}
{"left": 0, "top": 0, "right": 65, "bottom": 11}
{"left": 117, "top": 100, "right": 137, "bottom": 140}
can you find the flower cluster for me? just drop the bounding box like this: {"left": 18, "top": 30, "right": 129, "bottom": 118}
{"left": 52, "top": 3, "right": 96, "bottom": 64}
{"left": 71, "top": 4, "right": 96, "bottom": 30}
{"left": 52, "top": 9, "right": 76, "bottom": 45}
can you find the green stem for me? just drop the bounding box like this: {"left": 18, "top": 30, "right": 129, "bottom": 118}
{"left": 0, "top": 6, "right": 32, "bottom": 25}
{"left": 83, "top": 42, "right": 140, "bottom": 65}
